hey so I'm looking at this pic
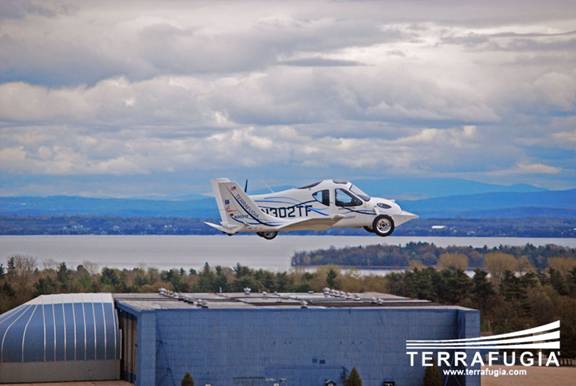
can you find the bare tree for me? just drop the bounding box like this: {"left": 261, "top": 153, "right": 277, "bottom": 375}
{"left": 484, "top": 253, "right": 518, "bottom": 284}
{"left": 82, "top": 261, "right": 100, "bottom": 275}
{"left": 437, "top": 253, "right": 468, "bottom": 271}
{"left": 8, "top": 255, "right": 37, "bottom": 277}
{"left": 548, "top": 256, "right": 576, "bottom": 275}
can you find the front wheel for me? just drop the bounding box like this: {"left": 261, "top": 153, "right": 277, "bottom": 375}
{"left": 372, "top": 215, "right": 394, "bottom": 237}
{"left": 257, "top": 231, "right": 278, "bottom": 240}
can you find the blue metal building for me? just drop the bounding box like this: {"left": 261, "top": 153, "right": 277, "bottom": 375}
{"left": 0, "top": 291, "right": 480, "bottom": 386}
{"left": 115, "top": 291, "right": 480, "bottom": 386}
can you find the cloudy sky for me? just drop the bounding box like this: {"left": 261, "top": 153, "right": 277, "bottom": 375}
{"left": 0, "top": 0, "right": 575, "bottom": 197}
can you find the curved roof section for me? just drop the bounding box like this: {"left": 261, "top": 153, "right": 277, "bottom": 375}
{"left": 0, "top": 293, "right": 119, "bottom": 363}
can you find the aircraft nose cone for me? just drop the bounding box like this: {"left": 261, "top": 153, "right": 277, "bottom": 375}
{"left": 391, "top": 210, "right": 418, "bottom": 226}
{"left": 401, "top": 210, "right": 418, "bottom": 221}
{"left": 402, "top": 210, "right": 418, "bottom": 219}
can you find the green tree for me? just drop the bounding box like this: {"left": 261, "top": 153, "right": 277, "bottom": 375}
{"left": 57, "top": 262, "right": 70, "bottom": 289}
{"left": 7, "top": 257, "right": 15, "bottom": 272}
{"left": 549, "top": 268, "right": 568, "bottom": 295}
{"left": 101, "top": 267, "right": 121, "bottom": 288}
{"left": 181, "top": 372, "right": 194, "bottom": 386}
{"left": 162, "top": 269, "right": 188, "bottom": 292}
{"left": 471, "top": 270, "right": 495, "bottom": 311}
{"left": 1, "top": 282, "right": 15, "bottom": 298}
{"left": 500, "top": 271, "right": 530, "bottom": 302}
{"left": 327, "top": 269, "right": 338, "bottom": 288}
{"left": 435, "top": 269, "right": 472, "bottom": 304}
{"left": 214, "top": 266, "right": 229, "bottom": 293}
{"left": 76, "top": 265, "right": 95, "bottom": 292}
{"left": 569, "top": 268, "right": 576, "bottom": 296}
{"left": 197, "top": 263, "right": 216, "bottom": 291}
{"left": 345, "top": 367, "right": 362, "bottom": 386}
{"left": 275, "top": 272, "right": 289, "bottom": 291}
{"left": 34, "top": 277, "right": 58, "bottom": 295}
{"left": 422, "top": 364, "right": 443, "bottom": 386}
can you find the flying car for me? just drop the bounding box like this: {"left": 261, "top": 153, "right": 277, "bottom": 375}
{"left": 205, "top": 178, "right": 417, "bottom": 240}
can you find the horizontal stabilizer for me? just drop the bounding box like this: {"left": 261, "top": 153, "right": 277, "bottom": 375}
{"left": 204, "top": 222, "right": 244, "bottom": 234}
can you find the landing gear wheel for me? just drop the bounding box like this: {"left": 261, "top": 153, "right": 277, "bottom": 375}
{"left": 363, "top": 226, "right": 373, "bottom": 233}
{"left": 257, "top": 231, "right": 278, "bottom": 240}
{"left": 372, "top": 215, "right": 394, "bottom": 237}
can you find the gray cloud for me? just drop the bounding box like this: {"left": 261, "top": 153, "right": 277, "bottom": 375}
{"left": 278, "top": 58, "right": 364, "bottom": 67}
{"left": 0, "top": 0, "right": 575, "bottom": 194}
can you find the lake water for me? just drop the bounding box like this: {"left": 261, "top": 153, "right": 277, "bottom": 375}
{"left": 1, "top": 235, "right": 575, "bottom": 272}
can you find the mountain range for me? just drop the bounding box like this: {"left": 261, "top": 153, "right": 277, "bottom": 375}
{"left": 0, "top": 178, "right": 574, "bottom": 219}
{"left": 398, "top": 189, "right": 576, "bottom": 218}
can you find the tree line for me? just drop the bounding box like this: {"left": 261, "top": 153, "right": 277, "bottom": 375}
{"left": 292, "top": 242, "right": 576, "bottom": 270}
{"left": 1, "top": 252, "right": 575, "bottom": 357}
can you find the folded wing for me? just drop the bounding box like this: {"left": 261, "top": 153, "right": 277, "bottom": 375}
{"left": 277, "top": 215, "right": 346, "bottom": 231}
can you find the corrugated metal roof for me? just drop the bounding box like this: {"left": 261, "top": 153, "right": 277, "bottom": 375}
{"left": 27, "top": 293, "right": 113, "bottom": 304}
{"left": 113, "top": 291, "right": 459, "bottom": 311}
{"left": 0, "top": 293, "right": 119, "bottom": 363}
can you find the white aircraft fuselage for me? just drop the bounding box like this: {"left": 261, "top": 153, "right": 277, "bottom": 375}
{"left": 205, "top": 178, "right": 417, "bottom": 240}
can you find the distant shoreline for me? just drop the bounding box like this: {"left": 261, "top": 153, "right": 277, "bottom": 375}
{"left": 1, "top": 215, "right": 575, "bottom": 237}
{"left": 291, "top": 241, "right": 576, "bottom": 271}
{"left": 293, "top": 265, "right": 482, "bottom": 270}
{"left": 1, "top": 233, "right": 576, "bottom": 238}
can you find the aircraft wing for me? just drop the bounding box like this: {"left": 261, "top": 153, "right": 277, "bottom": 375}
{"left": 276, "top": 214, "right": 347, "bottom": 231}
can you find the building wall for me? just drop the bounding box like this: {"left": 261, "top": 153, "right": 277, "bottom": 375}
{"left": 0, "top": 360, "right": 119, "bottom": 383}
{"left": 123, "top": 306, "right": 479, "bottom": 386}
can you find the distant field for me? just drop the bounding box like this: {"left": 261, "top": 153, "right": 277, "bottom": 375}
{"left": 482, "top": 365, "right": 576, "bottom": 386}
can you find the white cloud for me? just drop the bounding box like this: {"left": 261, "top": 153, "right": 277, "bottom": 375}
{"left": 553, "top": 130, "right": 576, "bottom": 144}
{"left": 517, "top": 162, "right": 561, "bottom": 175}
{"left": 0, "top": 1, "right": 574, "bottom": 192}
{"left": 490, "top": 162, "right": 562, "bottom": 176}
{"left": 0, "top": 123, "right": 502, "bottom": 176}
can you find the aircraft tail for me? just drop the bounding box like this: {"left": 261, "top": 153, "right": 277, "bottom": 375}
{"left": 209, "top": 178, "right": 282, "bottom": 231}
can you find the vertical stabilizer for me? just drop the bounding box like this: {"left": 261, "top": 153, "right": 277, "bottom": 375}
{"left": 210, "top": 178, "right": 281, "bottom": 228}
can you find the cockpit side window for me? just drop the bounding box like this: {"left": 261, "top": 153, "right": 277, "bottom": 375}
{"left": 312, "top": 189, "right": 330, "bottom": 206}
{"left": 335, "top": 188, "right": 362, "bottom": 207}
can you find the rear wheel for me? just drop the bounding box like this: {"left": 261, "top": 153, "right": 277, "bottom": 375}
{"left": 372, "top": 215, "right": 394, "bottom": 237}
{"left": 257, "top": 231, "right": 278, "bottom": 240}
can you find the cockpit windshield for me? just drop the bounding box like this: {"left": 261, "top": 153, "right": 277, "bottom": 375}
{"left": 350, "top": 185, "right": 370, "bottom": 201}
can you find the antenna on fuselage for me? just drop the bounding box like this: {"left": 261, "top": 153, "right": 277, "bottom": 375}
{"left": 244, "top": 179, "right": 248, "bottom": 193}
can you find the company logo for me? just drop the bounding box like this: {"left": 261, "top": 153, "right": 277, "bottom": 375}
{"left": 227, "top": 186, "right": 262, "bottom": 220}
{"left": 406, "top": 320, "right": 561, "bottom": 370}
